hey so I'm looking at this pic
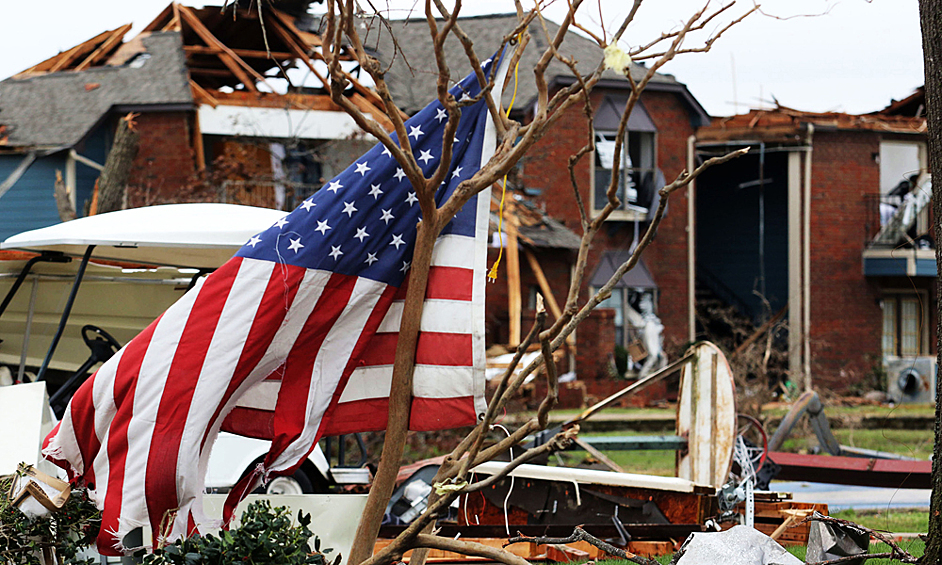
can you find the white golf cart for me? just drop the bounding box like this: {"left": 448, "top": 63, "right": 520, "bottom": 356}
{"left": 0, "top": 203, "right": 371, "bottom": 495}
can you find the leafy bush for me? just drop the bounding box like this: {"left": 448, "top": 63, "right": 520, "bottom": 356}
{"left": 0, "top": 475, "right": 101, "bottom": 565}
{"left": 145, "top": 500, "right": 333, "bottom": 565}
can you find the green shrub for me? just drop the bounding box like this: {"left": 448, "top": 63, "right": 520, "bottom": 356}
{"left": 0, "top": 475, "right": 101, "bottom": 565}
{"left": 145, "top": 500, "right": 332, "bottom": 565}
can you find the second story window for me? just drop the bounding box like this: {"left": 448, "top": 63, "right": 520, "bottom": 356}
{"left": 592, "top": 96, "right": 659, "bottom": 219}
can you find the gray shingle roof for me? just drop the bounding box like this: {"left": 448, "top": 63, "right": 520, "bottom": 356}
{"left": 359, "top": 13, "right": 679, "bottom": 114}
{"left": 0, "top": 32, "right": 193, "bottom": 149}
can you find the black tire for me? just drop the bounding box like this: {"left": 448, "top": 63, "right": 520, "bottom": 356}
{"left": 253, "top": 469, "right": 314, "bottom": 495}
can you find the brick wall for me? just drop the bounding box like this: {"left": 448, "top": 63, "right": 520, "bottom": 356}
{"left": 127, "top": 111, "right": 200, "bottom": 206}
{"left": 634, "top": 90, "right": 696, "bottom": 353}
{"left": 484, "top": 245, "right": 573, "bottom": 372}
{"left": 575, "top": 308, "right": 616, "bottom": 380}
{"left": 519, "top": 87, "right": 696, "bottom": 358}
{"left": 808, "top": 131, "right": 885, "bottom": 389}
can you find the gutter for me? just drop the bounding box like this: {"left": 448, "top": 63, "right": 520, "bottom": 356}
{"left": 803, "top": 124, "right": 813, "bottom": 391}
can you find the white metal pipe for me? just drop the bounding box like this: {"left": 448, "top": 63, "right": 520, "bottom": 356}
{"left": 787, "top": 151, "right": 802, "bottom": 381}
{"left": 687, "top": 135, "right": 697, "bottom": 343}
{"left": 803, "top": 124, "right": 814, "bottom": 390}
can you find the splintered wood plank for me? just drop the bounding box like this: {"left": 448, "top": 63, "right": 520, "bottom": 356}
{"left": 177, "top": 5, "right": 265, "bottom": 93}
{"left": 675, "top": 342, "right": 736, "bottom": 489}
{"left": 184, "top": 45, "right": 296, "bottom": 60}
{"left": 268, "top": 8, "right": 323, "bottom": 47}
{"left": 374, "top": 538, "right": 673, "bottom": 562}
{"left": 142, "top": 3, "right": 176, "bottom": 32}
{"left": 18, "top": 28, "right": 118, "bottom": 77}
{"left": 265, "top": 14, "right": 329, "bottom": 87}
{"left": 523, "top": 248, "right": 562, "bottom": 319}
{"left": 75, "top": 24, "right": 132, "bottom": 71}
{"left": 190, "top": 80, "right": 219, "bottom": 108}
{"left": 505, "top": 217, "right": 521, "bottom": 346}
{"left": 271, "top": 7, "right": 394, "bottom": 113}
{"left": 267, "top": 7, "right": 402, "bottom": 123}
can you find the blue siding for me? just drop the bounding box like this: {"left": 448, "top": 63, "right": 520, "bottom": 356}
{"left": 916, "top": 258, "right": 937, "bottom": 277}
{"left": 862, "top": 257, "right": 908, "bottom": 276}
{"left": 0, "top": 154, "right": 69, "bottom": 240}
{"left": 0, "top": 125, "right": 109, "bottom": 240}
{"left": 74, "top": 127, "right": 110, "bottom": 215}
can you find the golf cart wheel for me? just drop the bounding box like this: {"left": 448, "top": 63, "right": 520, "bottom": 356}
{"left": 264, "top": 470, "right": 314, "bottom": 495}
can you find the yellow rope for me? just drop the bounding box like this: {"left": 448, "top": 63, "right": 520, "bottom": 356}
{"left": 487, "top": 51, "right": 520, "bottom": 283}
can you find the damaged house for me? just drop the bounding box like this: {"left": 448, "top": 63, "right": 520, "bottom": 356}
{"left": 369, "top": 14, "right": 711, "bottom": 399}
{"left": 0, "top": 2, "right": 391, "bottom": 240}
{"left": 693, "top": 92, "right": 932, "bottom": 396}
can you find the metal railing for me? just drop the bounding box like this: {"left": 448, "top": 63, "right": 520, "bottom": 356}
{"left": 219, "top": 179, "right": 323, "bottom": 211}
{"left": 696, "top": 265, "right": 756, "bottom": 322}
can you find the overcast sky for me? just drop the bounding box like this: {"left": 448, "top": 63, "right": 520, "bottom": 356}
{"left": 0, "top": 0, "right": 924, "bottom": 117}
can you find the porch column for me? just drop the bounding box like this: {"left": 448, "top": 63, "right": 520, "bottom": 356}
{"left": 787, "top": 150, "right": 803, "bottom": 384}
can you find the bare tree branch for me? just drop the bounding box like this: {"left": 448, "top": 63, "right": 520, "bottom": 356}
{"left": 506, "top": 526, "right": 659, "bottom": 565}
{"left": 414, "top": 535, "right": 532, "bottom": 565}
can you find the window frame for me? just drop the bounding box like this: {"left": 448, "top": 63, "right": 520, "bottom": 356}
{"left": 589, "top": 286, "right": 659, "bottom": 350}
{"left": 591, "top": 127, "right": 658, "bottom": 222}
{"left": 881, "top": 290, "right": 930, "bottom": 357}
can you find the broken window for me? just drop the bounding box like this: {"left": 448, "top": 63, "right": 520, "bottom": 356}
{"left": 592, "top": 96, "right": 658, "bottom": 220}
{"left": 880, "top": 141, "right": 926, "bottom": 196}
{"left": 882, "top": 292, "right": 927, "bottom": 357}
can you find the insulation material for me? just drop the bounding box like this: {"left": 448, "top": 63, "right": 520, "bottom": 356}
{"left": 675, "top": 525, "right": 802, "bottom": 565}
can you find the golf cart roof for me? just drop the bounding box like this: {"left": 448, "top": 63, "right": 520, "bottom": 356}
{"left": 1, "top": 203, "right": 288, "bottom": 269}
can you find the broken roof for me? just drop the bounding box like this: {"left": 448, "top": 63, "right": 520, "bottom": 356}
{"left": 875, "top": 86, "right": 925, "bottom": 118}
{"left": 358, "top": 13, "right": 692, "bottom": 116}
{"left": 0, "top": 32, "right": 192, "bottom": 148}
{"left": 0, "top": 3, "right": 392, "bottom": 149}
{"left": 697, "top": 105, "right": 926, "bottom": 145}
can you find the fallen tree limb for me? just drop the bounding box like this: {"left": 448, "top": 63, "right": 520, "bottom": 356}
{"left": 505, "top": 526, "right": 659, "bottom": 565}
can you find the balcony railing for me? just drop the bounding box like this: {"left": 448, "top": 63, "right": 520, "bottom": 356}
{"left": 219, "top": 179, "right": 322, "bottom": 211}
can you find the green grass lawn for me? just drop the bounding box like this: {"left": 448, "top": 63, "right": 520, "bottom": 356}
{"left": 787, "top": 540, "right": 925, "bottom": 563}
{"left": 572, "top": 427, "right": 933, "bottom": 477}
{"left": 780, "top": 427, "right": 933, "bottom": 460}
{"left": 832, "top": 508, "right": 929, "bottom": 534}
{"left": 762, "top": 402, "right": 937, "bottom": 420}
{"left": 595, "top": 539, "right": 925, "bottom": 565}
{"left": 560, "top": 431, "right": 677, "bottom": 476}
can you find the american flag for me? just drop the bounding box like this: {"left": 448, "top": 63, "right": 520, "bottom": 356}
{"left": 43, "top": 53, "right": 504, "bottom": 554}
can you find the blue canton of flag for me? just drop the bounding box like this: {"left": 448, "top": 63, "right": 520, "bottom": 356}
{"left": 237, "top": 59, "right": 498, "bottom": 285}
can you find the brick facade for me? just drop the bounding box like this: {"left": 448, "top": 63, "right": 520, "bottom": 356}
{"left": 484, "top": 246, "right": 573, "bottom": 346}
{"left": 808, "top": 131, "right": 937, "bottom": 390}
{"left": 127, "top": 111, "right": 201, "bottom": 207}
{"left": 519, "top": 87, "right": 697, "bottom": 356}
